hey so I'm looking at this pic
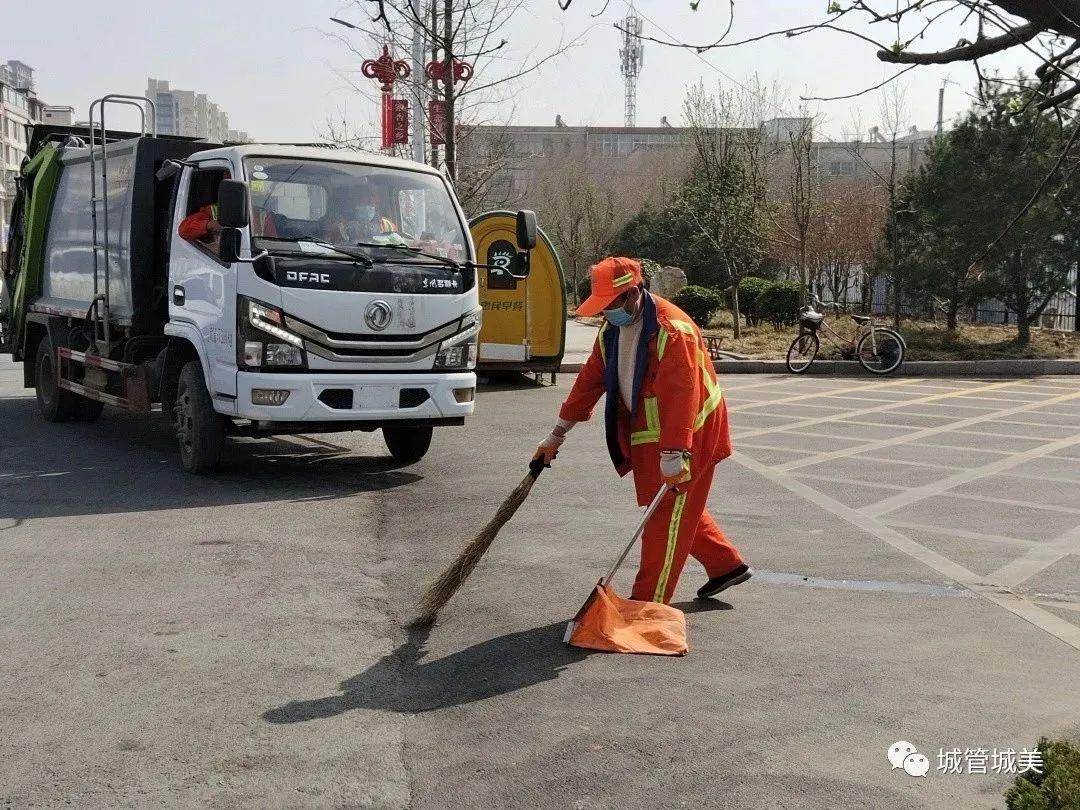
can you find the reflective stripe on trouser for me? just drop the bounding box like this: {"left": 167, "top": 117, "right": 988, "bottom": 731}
{"left": 630, "top": 461, "right": 744, "bottom": 603}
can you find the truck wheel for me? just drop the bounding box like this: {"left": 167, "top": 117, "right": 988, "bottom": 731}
{"left": 383, "top": 425, "right": 432, "bottom": 464}
{"left": 174, "top": 361, "right": 226, "bottom": 474}
{"left": 35, "top": 337, "right": 79, "bottom": 422}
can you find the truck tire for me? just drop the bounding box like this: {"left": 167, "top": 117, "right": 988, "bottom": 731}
{"left": 383, "top": 425, "right": 432, "bottom": 464}
{"left": 35, "top": 337, "right": 79, "bottom": 422}
{"left": 174, "top": 361, "right": 226, "bottom": 474}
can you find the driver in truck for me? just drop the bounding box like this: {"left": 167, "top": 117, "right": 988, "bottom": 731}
{"left": 178, "top": 170, "right": 231, "bottom": 252}
{"left": 326, "top": 185, "right": 398, "bottom": 244}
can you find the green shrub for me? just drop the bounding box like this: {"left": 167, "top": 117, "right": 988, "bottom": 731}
{"left": 672, "top": 285, "right": 724, "bottom": 327}
{"left": 755, "top": 280, "right": 802, "bottom": 328}
{"left": 729, "top": 276, "right": 772, "bottom": 325}
{"left": 1005, "top": 737, "right": 1080, "bottom": 810}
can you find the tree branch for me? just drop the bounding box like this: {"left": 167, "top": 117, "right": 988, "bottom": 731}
{"left": 877, "top": 21, "right": 1040, "bottom": 64}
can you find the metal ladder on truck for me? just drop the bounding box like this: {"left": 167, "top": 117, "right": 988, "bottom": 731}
{"left": 86, "top": 94, "right": 157, "bottom": 354}
{"left": 54, "top": 96, "right": 158, "bottom": 413}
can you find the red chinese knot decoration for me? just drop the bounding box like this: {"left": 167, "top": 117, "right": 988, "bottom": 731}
{"left": 424, "top": 58, "right": 472, "bottom": 148}
{"left": 363, "top": 46, "right": 412, "bottom": 149}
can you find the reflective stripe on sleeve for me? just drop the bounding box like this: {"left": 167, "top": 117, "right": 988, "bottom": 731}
{"left": 694, "top": 347, "right": 724, "bottom": 431}
{"left": 630, "top": 396, "right": 660, "bottom": 445}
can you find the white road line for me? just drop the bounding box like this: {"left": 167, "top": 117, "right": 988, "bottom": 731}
{"left": 949, "top": 428, "right": 1059, "bottom": 443}
{"left": 913, "top": 442, "right": 1011, "bottom": 456}
{"left": 982, "top": 417, "right": 1080, "bottom": 429}
{"left": 737, "top": 443, "right": 818, "bottom": 455}
{"left": 791, "top": 473, "right": 906, "bottom": 492}
{"left": 987, "top": 524, "right": 1080, "bottom": 587}
{"left": 881, "top": 519, "right": 1036, "bottom": 548}
{"left": 734, "top": 379, "right": 1024, "bottom": 443}
{"left": 861, "top": 429, "right": 1080, "bottom": 518}
{"left": 857, "top": 456, "right": 966, "bottom": 471}
{"left": 940, "top": 490, "right": 1080, "bottom": 516}
{"left": 775, "top": 386, "right": 1080, "bottom": 474}
{"left": 727, "top": 377, "right": 924, "bottom": 413}
{"left": 733, "top": 451, "right": 1080, "bottom": 653}
{"left": 1000, "top": 471, "right": 1080, "bottom": 486}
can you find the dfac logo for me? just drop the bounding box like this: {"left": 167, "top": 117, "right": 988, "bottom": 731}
{"left": 365, "top": 300, "right": 393, "bottom": 331}
{"left": 285, "top": 270, "right": 331, "bottom": 285}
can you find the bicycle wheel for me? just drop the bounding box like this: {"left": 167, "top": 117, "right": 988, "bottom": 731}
{"left": 786, "top": 332, "right": 819, "bottom": 374}
{"left": 857, "top": 328, "right": 905, "bottom": 374}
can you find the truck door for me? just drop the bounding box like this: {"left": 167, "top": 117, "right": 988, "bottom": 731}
{"left": 169, "top": 160, "right": 238, "bottom": 397}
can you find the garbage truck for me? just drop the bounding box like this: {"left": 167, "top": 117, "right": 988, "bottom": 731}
{"left": 0, "top": 95, "right": 537, "bottom": 473}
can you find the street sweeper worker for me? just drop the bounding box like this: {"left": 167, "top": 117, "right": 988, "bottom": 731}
{"left": 534, "top": 257, "right": 751, "bottom": 604}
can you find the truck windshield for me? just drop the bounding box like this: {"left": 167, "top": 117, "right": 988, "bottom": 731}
{"left": 244, "top": 156, "right": 468, "bottom": 261}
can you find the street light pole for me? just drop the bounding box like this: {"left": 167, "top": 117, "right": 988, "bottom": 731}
{"left": 410, "top": 16, "right": 426, "bottom": 164}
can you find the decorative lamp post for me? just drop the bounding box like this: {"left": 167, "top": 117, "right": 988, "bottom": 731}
{"left": 424, "top": 58, "right": 472, "bottom": 146}
{"left": 362, "top": 46, "right": 412, "bottom": 149}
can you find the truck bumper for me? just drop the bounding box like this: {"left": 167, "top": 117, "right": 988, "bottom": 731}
{"left": 229, "top": 370, "right": 476, "bottom": 423}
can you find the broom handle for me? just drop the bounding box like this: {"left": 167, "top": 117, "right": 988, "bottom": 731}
{"left": 602, "top": 485, "right": 672, "bottom": 586}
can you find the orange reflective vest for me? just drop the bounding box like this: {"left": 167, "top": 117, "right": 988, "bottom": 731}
{"left": 559, "top": 291, "right": 731, "bottom": 505}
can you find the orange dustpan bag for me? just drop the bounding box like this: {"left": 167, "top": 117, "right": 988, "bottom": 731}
{"left": 565, "top": 580, "right": 687, "bottom": 656}
{"left": 563, "top": 486, "right": 688, "bottom": 656}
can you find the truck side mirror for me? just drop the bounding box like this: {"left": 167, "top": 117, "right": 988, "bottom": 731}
{"left": 155, "top": 160, "right": 181, "bottom": 182}
{"left": 516, "top": 210, "right": 537, "bottom": 251}
{"left": 219, "top": 228, "right": 242, "bottom": 264}
{"left": 509, "top": 251, "right": 530, "bottom": 279}
{"left": 217, "top": 179, "right": 250, "bottom": 229}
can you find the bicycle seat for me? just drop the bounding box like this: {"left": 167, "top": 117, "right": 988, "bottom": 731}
{"left": 851, "top": 314, "right": 871, "bottom": 325}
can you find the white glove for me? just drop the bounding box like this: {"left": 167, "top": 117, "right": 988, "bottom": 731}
{"left": 534, "top": 419, "right": 576, "bottom": 464}
{"left": 660, "top": 449, "right": 689, "bottom": 484}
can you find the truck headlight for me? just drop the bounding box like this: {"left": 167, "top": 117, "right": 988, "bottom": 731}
{"left": 434, "top": 311, "right": 480, "bottom": 369}
{"left": 238, "top": 297, "right": 307, "bottom": 370}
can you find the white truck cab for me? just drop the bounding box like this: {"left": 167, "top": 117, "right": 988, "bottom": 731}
{"left": 4, "top": 101, "right": 537, "bottom": 474}
{"left": 165, "top": 145, "right": 483, "bottom": 466}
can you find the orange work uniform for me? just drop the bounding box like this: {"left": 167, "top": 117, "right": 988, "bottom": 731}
{"left": 180, "top": 204, "right": 278, "bottom": 241}
{"left": 178, "top": 204, "right": 219, "bottom": 242}
{"left": 559, "top": 290, "right": 744, "bottom": 603}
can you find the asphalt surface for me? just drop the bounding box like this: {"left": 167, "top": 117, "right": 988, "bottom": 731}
{"left": 3, "top": 356, "right": 1080, "bottom": 808}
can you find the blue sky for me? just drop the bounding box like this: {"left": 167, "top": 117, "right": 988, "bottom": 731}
{"left": 3, "top": 0, "right": 1033, "bottom": 141}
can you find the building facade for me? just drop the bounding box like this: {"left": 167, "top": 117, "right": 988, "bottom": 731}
{"left": 1, "top": 61, "right": 70, "bottom": 257}
{"left": 146, "top": 78, "right": 246, "bottom": 142}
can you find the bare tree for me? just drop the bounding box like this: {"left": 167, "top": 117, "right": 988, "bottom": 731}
{"left": 559, "top": 2, "right": 1080, "bottom": 113}
{"left": 765, "top": 116, "right": 819, "bottom": 306}
{"left": 679, "top": 80, "right": 781, "bottom": 338}
{"left": 811, "top": 179, "right": 883, "bottom": 306}
{"left": 836, "top": 87, "right": 919, "bottom": 326}
{"left": 534, "top": 154, "right": 616, "bottom": 304}
{"left": 332, "top": 0, "right": 585, "bottom": 181}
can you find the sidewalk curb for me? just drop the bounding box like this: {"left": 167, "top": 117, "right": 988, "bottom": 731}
{"left": 557, "top": 359, "right": 1080, "bottom": 376}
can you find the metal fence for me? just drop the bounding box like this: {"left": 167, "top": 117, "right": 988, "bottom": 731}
{"left": 862, "top": 274, "right": 1079, "bottom": 332}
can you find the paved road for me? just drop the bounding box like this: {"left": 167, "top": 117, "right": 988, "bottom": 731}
{"left": 3, "top": 358, "right": 1079, "bottom": 808}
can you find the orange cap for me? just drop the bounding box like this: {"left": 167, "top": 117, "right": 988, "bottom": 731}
{"left": 576, "top": 257, "right": 644, "bottom": 316}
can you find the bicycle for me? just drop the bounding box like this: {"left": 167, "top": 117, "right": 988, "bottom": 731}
{"left": 785, "top": 295, "right": 906, "bottom": 375}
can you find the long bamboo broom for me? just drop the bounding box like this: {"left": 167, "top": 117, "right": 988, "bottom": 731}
{"left": 407, "top": 458, "right": 548, "bottom": 628}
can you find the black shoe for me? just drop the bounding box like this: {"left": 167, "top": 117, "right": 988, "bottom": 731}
{"left": 696, "top": 564, "right": 752, "bottom": 599}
